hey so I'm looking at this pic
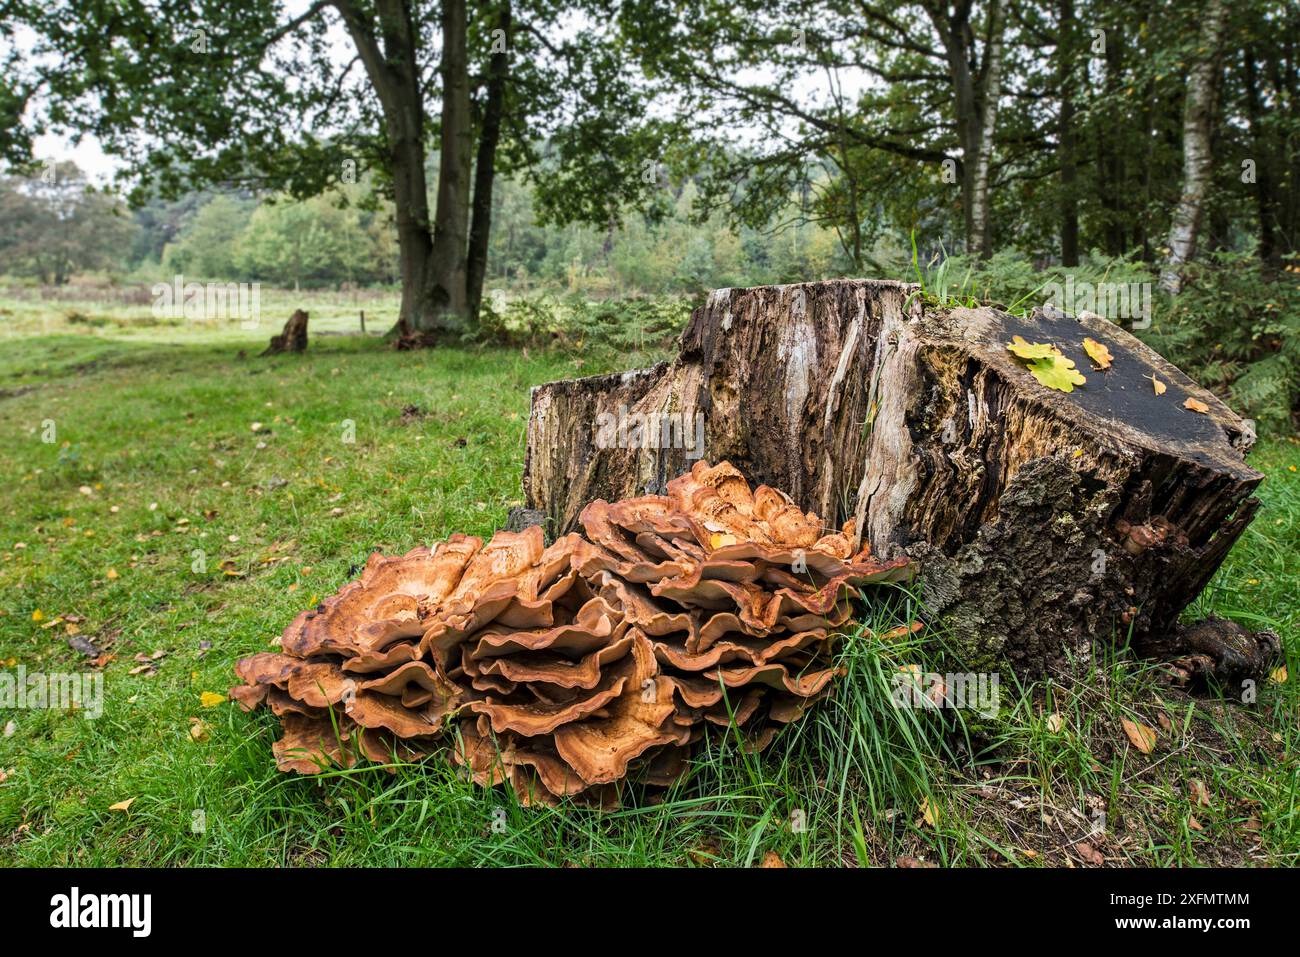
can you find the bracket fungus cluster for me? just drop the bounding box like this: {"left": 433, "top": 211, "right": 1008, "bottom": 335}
{"left": 232, "top": 461, "right": 913, "bottom": 805}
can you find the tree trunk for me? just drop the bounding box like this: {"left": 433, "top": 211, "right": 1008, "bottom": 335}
{"left": 1160, "top": 0, "right": 1228, "bottom": 293}
{"left": 466, "top": 1, "right": 511, "bottom": 323}
{"left": 929, "top": 0, "right": 1004, "bottom": 259}
{"left": 969, "top": 0, "right": 1004, "bottom": 259}
{"left": 392, "top": 136, "right": 439, "bottom": 332}
{"left": 1058, "top": 0, "right": 1079, "bottom": 266}
{"left": 1242, "top": 49, "right": 1280, "bottom": 269}
{"left": 428, "top": 0, "right": 473, "bottom": 327}
{"left": 337, "top": 0, "right": 446, "bottom": 334}
{"left": 521, "top": 279, "right": 1262, "bottom": 678}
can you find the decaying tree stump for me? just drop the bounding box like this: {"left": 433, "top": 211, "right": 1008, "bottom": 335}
{"left": 260, "top": 309, "right": 310, "bottom": 355}
{"left": 523, "top": 279, "right": 1268, "bottom": 678}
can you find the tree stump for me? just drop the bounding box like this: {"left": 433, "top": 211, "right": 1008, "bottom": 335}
{"left": 522, "top": 279, "right": 1266, "bottom": 676}
{"left": 260, "top": 309, "right": 310, "bottom": 355}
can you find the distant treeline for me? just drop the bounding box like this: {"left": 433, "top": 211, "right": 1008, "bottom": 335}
{"left": 0, "top": 161, "right": 861, "bottom": 295}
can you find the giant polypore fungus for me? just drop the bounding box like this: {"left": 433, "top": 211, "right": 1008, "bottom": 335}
{"left": 232, "top": 460, "right": 913, "bottom": 805}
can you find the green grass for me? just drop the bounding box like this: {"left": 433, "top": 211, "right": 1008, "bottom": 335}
{"left": 0, "top": 283, "right": 402, "bottom": 345}
{"left": 0, "top": 314, "right": 1297, "bottom": 867}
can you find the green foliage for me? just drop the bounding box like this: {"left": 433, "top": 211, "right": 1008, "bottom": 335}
{"left": 0, "top": 162, "right": 138, "bottom": 285}
{"left": 473, "top": 292, "right": 692, "bottom": 363}
{"left": 483, "top": 175, "right": 852, "bottom": 296}
{"left": 1142, "top": 253, "right": 1300, "bottom": 432}
{"left": 619, "top": 0, "right": 1300, "bottom": 273}
{"left": 232, "top": 192, "right": 394, "bottom": 288}
{"left": 164, "top": 194, "right": 255, "bottom": 278}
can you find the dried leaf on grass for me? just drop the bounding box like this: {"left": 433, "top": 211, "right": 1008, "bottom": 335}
{"left": 1121, "top": 718, "right": 1157, "bottom": 754}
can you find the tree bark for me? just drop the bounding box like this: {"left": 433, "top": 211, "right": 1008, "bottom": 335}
{"left": 1057, "top": 0, "right": 1079, "bottom": 266}
{"left": 428, "top": 0, "right": 473, "bottom": 327}
{"left": 521, "top": 279, "right": 1262, "bottom": 677}
{"left": 927, "top": 0, "right": 1004, "bottom": 259}
{"left": 969, "top": 0, "right": 1004, "bottom": 259}
{"left": 466, "top": 1, "right": 511, "bottom": 323}
{"left": 1242, "top": 49, "right": 1281, "bottom": 270}
{"left": 1160, "top": 0, "right": 1228, "bottom": 293}
{"left": 336, "top": 0, "right": 446, "bottom": 334}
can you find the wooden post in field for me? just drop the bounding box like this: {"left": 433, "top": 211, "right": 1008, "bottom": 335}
{"left": 360, "top": 310, "right": 366, "bottom": 334}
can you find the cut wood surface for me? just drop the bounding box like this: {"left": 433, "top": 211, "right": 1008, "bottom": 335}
{"left": 523, "top": 279, "right": 1264, "bottom": 675}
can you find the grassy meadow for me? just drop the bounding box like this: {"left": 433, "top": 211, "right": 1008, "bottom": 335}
{"left": 0, "top": 293, "right": 1297, "bottom": 867}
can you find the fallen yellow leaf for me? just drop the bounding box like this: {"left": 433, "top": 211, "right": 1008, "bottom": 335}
{"left": 1007, "top": 336, "right": 1061, "bottom": 360}
{"left": 920, "top": 796, "right": 940, "bottom": 827}
{"left": 1122, "top": 718, "right": 1156, "bottom": 754}
{"left": 106, "top": 568, "right": 119, "bottom": 580}
{"left": 1082, "top": 337, "right": 1113, "bottom": 369}
{"left": 31, "top": 609, "right": 43, "bottom": 622}
{"left": 1150, "top": 374, "right": 1166, "bottom": 395}
{"left": 108, "top": 798, "right": 135, "bottom": 812}
{"left": 200, "top": 691, "right": 227, "bottom": 708}
{"left": 1184, "top": 397, "right": 1210, "bottom": 414}
{"left": 1269, "top": 665, "right": 1287, "bottom": 684}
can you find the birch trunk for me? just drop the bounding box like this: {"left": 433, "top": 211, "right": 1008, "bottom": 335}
{"left": 968, "top": 0, "right": 1004, "bottom": 259}
{"left": 1160, "top": 0, "right": 1228, "bottom": 293}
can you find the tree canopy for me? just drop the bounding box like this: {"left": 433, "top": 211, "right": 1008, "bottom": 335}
{"left": 3, "top": 0, "right": 1295, "bottom": 311}
{"left": 5, "top": 0, "right": 665, "bottom": 332}
{"left": 0, "top": 161, "right": 137, "bottom": 284}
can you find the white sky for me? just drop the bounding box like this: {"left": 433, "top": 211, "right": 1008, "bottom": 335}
{"left": 34, "top": 132, "right": 118, "bottom": 183}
